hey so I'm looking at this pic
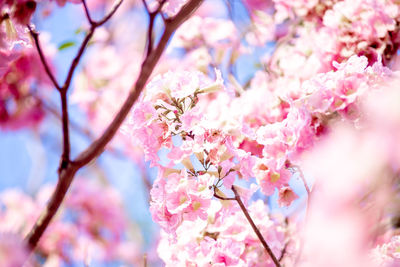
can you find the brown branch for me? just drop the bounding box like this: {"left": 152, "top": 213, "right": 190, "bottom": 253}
{"left": 83, "top": 0, "right": 123, "bottom": 27}
{"left": 61, "top": 27, "right": 95, "bottom": 94}
{"left": 25, "top": 0, "right": 203, "bottom": 252}
{"left": 278, "top": 240, "right": 288, "bottom": 262}
{"left": 27, "top": 25, "right": 61, "bottom": 91}
{"left": 82, "top": 0, "right": 94, "bottom": 25}
{"left": 58, "top": 90, "right": 71, "bottom": 173}
{"left": 57, "top": 23, "right": 94, "bottom": 172}
{"left": 25, "top": 163, "right": 79, "bottom": 249}
{"left": 146, "top": 12, "right": 156, "bottom": 56}
{"left": 141, "top": 0, "right": 150, "bottom": 13}
{"left": 30, "top": 0, "right": 124, "bottom": 173}
{"left": 143, "top": 0, "right": 168, "bottom": 57}
{"left": 232, "top": 185, "right": 281, "bottom": 267}
{"left": 41, "top": 98, "right": 126, "bottom": 159}
{"left": 42, "top": 100, "right": 93, "bottom": 139}
{"left": 74, "top": 0, "right": 203, "bottom": 167}
{"left": 213, "top": 191, "right": 235, "bottom": 201}
{"left": 59, "top": 0, "right": 123, "bottom": 169}
{"left": 95, "top": 0, "right": 123, "bottom": 27}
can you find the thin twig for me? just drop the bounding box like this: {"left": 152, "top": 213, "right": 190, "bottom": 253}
{"left": 82, "top": 0, "right": 94, "bottom": 25}
{"left": 59, "top": 0, "right": 124, "bottom": 169}
{"left": 41, "top": 98, "right": 127, "bottom": 159}
{"left": 95, "top": 0, "right": 123, "bottom": 27}
{"left": 30, "top": 0, "right": 124, "bottom": 174}
{"left": 25, "top": 0, "right": 204, "bottom": 252}
{"left": 290, "top": 164, "right": 311, "bottom": 195}
{"left": 143, "top": 0, "right": 168, "bottom": 57}
{"left": 27, "top": 25, "right": 61, "bottom": 91}
{"left": 278, "top": 217, "right": 289, "bottom": 262}
{"left": 62, "top": 27, "right": 95, "bottom": 93}
{"left": 42, "top": 100, "right": 93, "bottom": 138}
{"left": 278, "top": 241, "right": 288, "bottom": 262}
{"left": 297, "top": 167, "right": 311, "bottom": 196}
{"left": 56, "top": 26, "right": 96, "bottom": 172}
{"left": 213, "top": 191, "right": 235, "bottom": 201}
{"left": 141, "top": 0, "right": 150, "bottom": 13}
{"left": 140, "top": 165, "right": 153, "bottom": 197}
{"left": 63, "top": 0, "right": 123, "bottom": 91}
{"left": 232, "top": 185, "right": 281, "bottom": 267}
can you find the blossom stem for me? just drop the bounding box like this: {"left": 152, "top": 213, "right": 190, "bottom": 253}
{"left": 232, "top": 185, "right": 281, "bottom": 267}
{"left": 297, "top": 167, "right": 311, "bottom": 196}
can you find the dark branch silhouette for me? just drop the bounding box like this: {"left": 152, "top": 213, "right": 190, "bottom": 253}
{"left": 25, "top": 0, "right": 204, "bottom": 252}
{"left": 232, "top": 185, "right": 281, "bottom": 267}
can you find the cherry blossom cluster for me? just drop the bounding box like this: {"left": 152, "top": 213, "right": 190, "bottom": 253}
{"left": 171, "top": 15, "right": 242, "bottom": 70}
{"left": 123, "top": 53, "right": 393, "bottom": 266}
{"left": 371, "top": 235, "right": 400, "bottom": 266}
{"left": 296, "top": 72, "right": 400, "bottom": 266}
{"left": 158, "top": 200, "right": 298, "bottom": 266}
{"left": 0, "top": 0, "right": 54, "bottom": 129}
{"left": 245, "top": 0, "right": 400, "bottom": 83}
{"left": 0, "top": 42, "right": 54, "bottom": 129}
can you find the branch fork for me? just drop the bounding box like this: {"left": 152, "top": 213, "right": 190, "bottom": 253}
{"left": 25, "top": 0, "right": 204, "bottom": 252}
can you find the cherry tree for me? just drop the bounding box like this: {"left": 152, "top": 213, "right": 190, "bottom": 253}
{"left": 1, "top": 0, "right": 400, "bottom": 266}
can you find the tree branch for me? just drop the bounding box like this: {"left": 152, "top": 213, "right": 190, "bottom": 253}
{"left": 61, "top": 27, "right": 95, "bottom": 94}
{"left": 29, "top": 0, "right": 124, "bottom": 173}
{"left": 74, "top": 0, "right": 203, "bottom": 167}
{"left": 59, "top": 0, "right": 124, "bottom": 170}
{"left": 56, "top": 22, "right": 93, "bottom": 172}
{"left": 143, "top": 0, "right": 168, "bottom": 57}
{"left": 232, "top": 185, "right": 281, "bottom": 267}
{"left": 25, "top": 0, "right": 203, "bottom": 252}
{"left": 25, "top": 163, "right": 79, "bottom": 249}
{"left": 27, "top": 25, "right": 61, "bottom": 91}
{"left": 95, "top": 0, "right": 123, "bottom": 27}
{"left": 278, "top": 241, "right": 288, "bottom": 262}
{"left": 58, "top": 90, "right": 71, "bottom": 173}
{"left": 213, "top": 191, "right": 235, "bottom": 201}
{"left": 82, "top": 0, "right": 94, "bottom": 25}
{"left": 40, "top": 97, "right": 126, "bottom": 159}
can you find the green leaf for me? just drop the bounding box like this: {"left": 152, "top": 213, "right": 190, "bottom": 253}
{"left": 74, "top": 27, "right": 84, "bottom": 35}
{"left": 58, "top": 41, "right": 76, "bottom": 51}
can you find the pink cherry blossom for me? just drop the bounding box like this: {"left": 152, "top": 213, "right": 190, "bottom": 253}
{"left": 278, "top": 186, "right": 299, "bottom": 207}
{"left": 253, "top": 159, "right": 291, "bottom": 196}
